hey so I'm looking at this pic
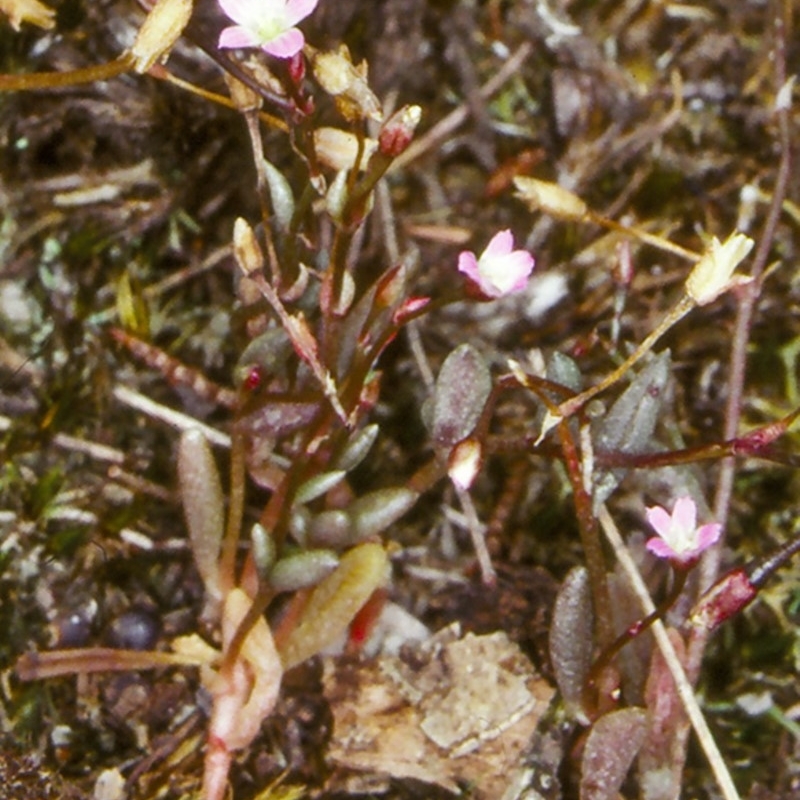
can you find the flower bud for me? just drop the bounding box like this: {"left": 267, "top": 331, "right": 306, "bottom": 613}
{"left": 447, "top": 437, "right": 483, "bottom": 491}
{"left": 689, "top": 568, "right": 757, "bottom": 631}
{"left": 130, "top": 0, "right": 193, "bottom": 74}
{"left": 378, "top": 105, "right": 422, "bottom": 157}
{"left": 514, "top": 176, "right": 588, "bottom": 221}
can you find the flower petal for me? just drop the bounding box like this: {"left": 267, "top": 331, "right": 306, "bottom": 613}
{"left": 672, "top": 496, "right": 697, "bottom": 532}
{"left": 219, "top": 24, "right": 261, "bottom": 48}
{"left": 645, "top": 505, "right": 672, "bottom": 538}
{"left": 645, "top": 537, "right": 677, "bottom": 559}
{"left": 696, "top": 522, "right": 722, "bottom": 550}
{"left": 457, "top": 250, "right": 481, "bottom": 283}
{"left": 284, "top": 0, "right": 318, "bottom": 26}
{"left": 482, "top": 229, "right": 514, "bottom": 259}
{"left": 218, "top": 0, "right": 256, "bottom": 26}
{"left": 262, "top": 27, "right": 304, "bottom": 57}
{"left": 488, "top": 250, "right": 535, "bottom": 293}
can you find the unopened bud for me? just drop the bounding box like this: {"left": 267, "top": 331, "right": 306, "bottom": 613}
{"left": 287, "top": 51, "right": 306, "bottom": 85}
{"left": 392, "top": 296, "right": 430, "bottom": 326}
{"left": 514, "top": 176, "right": 588, "bottom": 221}
{"left": 232, "top": 217, "right": 264, "bottom": 275}
{"left": 689, "top": 568, "right": 757, "bottom": 631}
{"left": 448, "top": 437, "right": 483, "bottom": 491}
{"left": 378, "top": 105, "right": 422, "bottom": 157}
{"left": 130, "top": 0, "right": 193, "bottom": 74}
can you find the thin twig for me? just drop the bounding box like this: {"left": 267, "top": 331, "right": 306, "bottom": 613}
{"left": 597, "top": 504, "right": 742, "bottom": 800}
{"left": 112, "top": 385, "right": 231, "bottom": 448}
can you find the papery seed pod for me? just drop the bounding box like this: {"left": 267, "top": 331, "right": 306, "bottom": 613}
{"left": 308, "top": 509, "right": 351, "bottom": 548}
{"left": 232, "top": 217, "right": 265, "bottom": 275}
{"left": 129, "top": 0, "right": 193, "bottom": 74}
{"left": 269, "top": 549, "right": 339, "bottom": 593}
{"left": 514, "top": 176, "right": 588, "bottom": 221}
{"left": 325, "top": 170, "right": 349, "bottom": 223}
{"left": 314, "top": 127, "right": 377, "bottom": 172}
{"left": 178, "top": 428, "right": 224, "bottom": 601}
{"left": 349, "top": 487, "right": 418, "bottom": 542}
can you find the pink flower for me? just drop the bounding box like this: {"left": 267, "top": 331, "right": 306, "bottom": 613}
{"left": 218, "top": 0, "right": 318, "bottom": 58}
{"left": 645, "top": 496, "right": 722, "bottom": 566}
{"left": 457, "top": 229, "right": 535, "bottom": 299}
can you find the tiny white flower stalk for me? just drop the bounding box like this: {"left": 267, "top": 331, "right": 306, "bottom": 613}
{"left": 130, "top": 0, "right": 193, "bottom": 74}
{"left": 0, "top": 0, "right": 55, "bottom": 30}
{"left": 685, "top": 231, "right": 755, "bottom": 306}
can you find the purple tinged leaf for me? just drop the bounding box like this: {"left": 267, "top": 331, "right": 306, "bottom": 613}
{"left": 580, "top": 707, "right": 647, "bottom": 800}
{"left": 431, "top": 344, "right": 492, "bottom": 453}
{"left": 178, "top": 429, "right": 225, "bottom": 601}
{"left": 549, "top": 566, "right": 593, "bottom": 718}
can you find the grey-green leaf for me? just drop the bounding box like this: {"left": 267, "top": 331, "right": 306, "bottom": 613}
{"left": 269, "top": 549, "right": 340, "bottom": 593}
{"left": 178, "top": 428, "right": 224, "bottom": 601}
{"left": 431, "top": 344, "right": 492, "bottom": 453}
{"left": 549, "top": 566, "right": 593, "bottom": 719}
